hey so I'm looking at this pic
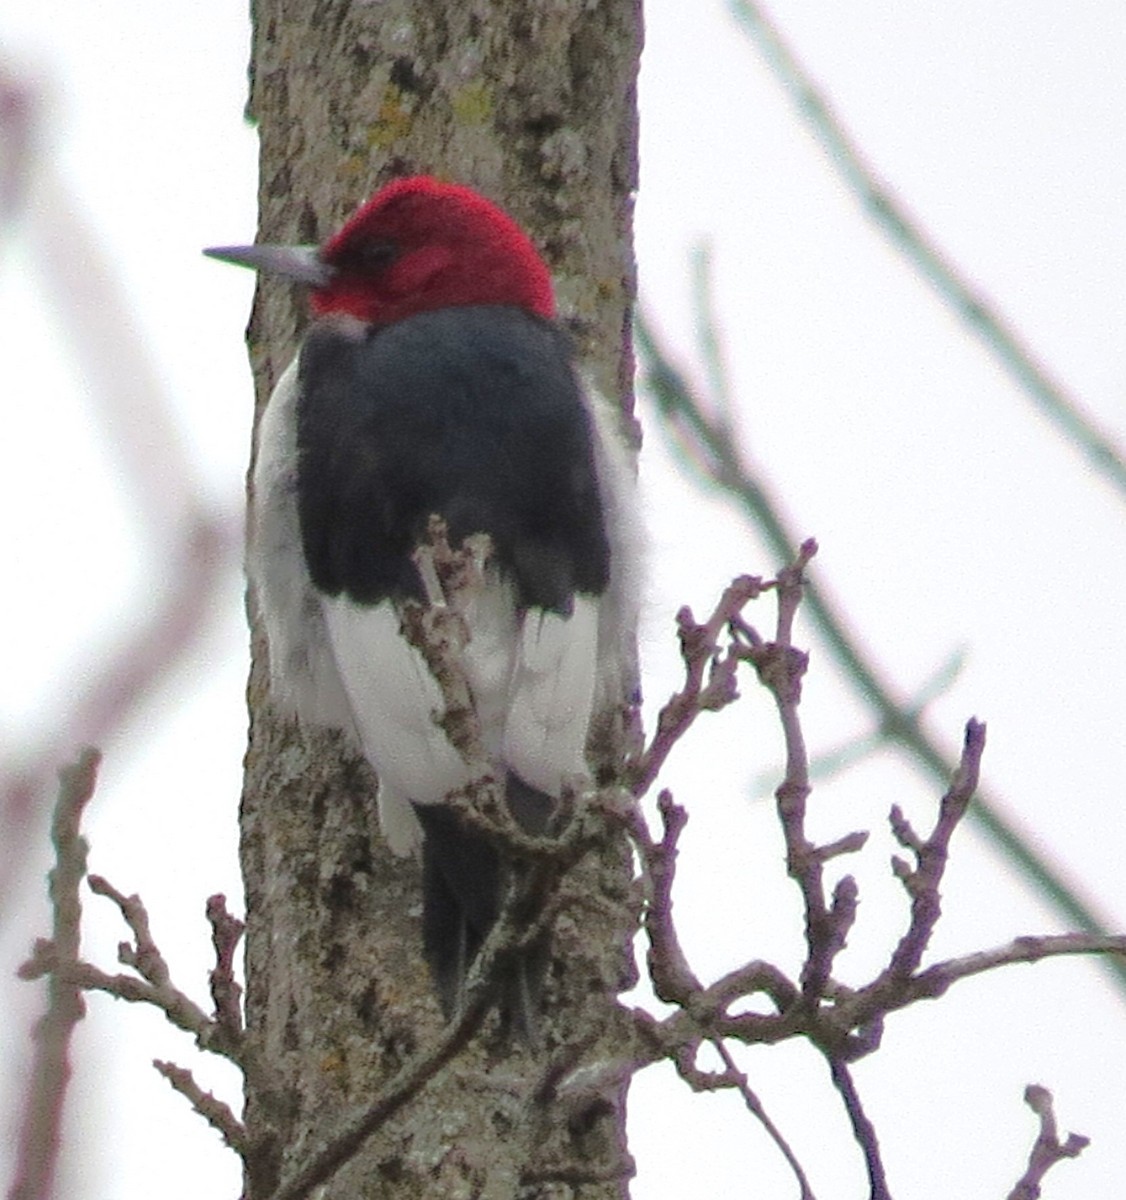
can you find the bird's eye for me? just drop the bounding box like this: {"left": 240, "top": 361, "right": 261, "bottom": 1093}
{"left": 337, "top": 240, "right": 399, "bottom": 274}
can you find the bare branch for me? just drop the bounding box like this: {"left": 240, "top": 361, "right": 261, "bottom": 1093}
{"left": 628, "top": 574, "right": 767, "bottom": 796}
{"left": 688, "top": 244, "right": 740, "bottom": 442}
{"left": 9, "top": 748, "right": 100, "bottom": 1200}
{"left": 711, "top": 1040, "right": 816, "bottom": 1200}
{"left": 885, "top": 933, "right": 1126, "bottom": 1013}
{"left": 401, "top": 517, "right": 493, "bottom": 775}
{"left": 21, "top": 895, "right": 223, "bottom": 1058}
{"left": 733, "top": 542, "right": 868, "bottom": 1007}
{"left": 87, "top": 874, "right": 174, "bottom": 987}
{"left": 617, "top": 566, "right": 1124, "bottom": 1193}
{"left": 749, "top": 646, "right": 968, "bottom": 798}
{"left": 635, "top": 310, "right": 1125, "bottom": 993}
{"left": 1007, "top": 1085, "right": 1089, "bottom": 1200}
{"left": 628, "top": 790, "right": 703, "bottom": 1006}
{"left": 885, "top": 719, "right": 986, "bottom": 980}
{"left": 207, "top": 894, "right": 246, "bottom": 1043}
{"left": 728, "top": 0, "right": 1126, "bottom": 503}
{"left": 21, "top": 867, "right": 263, "bottom": 1084}
{"left": 153, "top": 1060, "right": 249, "bottom": 1157}
{"left": 828, "top": 1058, "right": 891, "bottom": 1200}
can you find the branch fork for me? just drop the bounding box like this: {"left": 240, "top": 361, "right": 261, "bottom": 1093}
{"left": 609, "top": 546, "right": 1119, "bottom": 1197}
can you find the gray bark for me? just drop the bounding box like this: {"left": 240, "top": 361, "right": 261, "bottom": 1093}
{"left": 238, "top": 3, "right": 643, "bottom": 1196}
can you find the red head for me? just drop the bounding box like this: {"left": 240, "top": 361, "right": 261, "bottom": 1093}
{"left": 205, "top": 177, "right": 555, "bottom": 326}
{"left": 311, "top": 177, "right": 554, "bottom": 325}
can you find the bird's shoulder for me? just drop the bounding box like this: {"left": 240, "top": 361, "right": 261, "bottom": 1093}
{"left": 297, "top": 305, "right": 578, "bottom": 422}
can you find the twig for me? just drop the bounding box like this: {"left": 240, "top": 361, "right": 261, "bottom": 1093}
{"left": 875, "top": 932, "right": 1126, "bottom": 1015}
{"left": 688, "top": 244, "right": 739, "bottom": 441}
{"left": 728, "top": 0, "right": 1126, "bottom": 502}
{"left": 9, "top": 748, "right": 101, "bottom": 1200}
{"left": 153, "top": 1060, "right": 249, "bottom": 1156}
{"left": 16, "top": 787, "right": 288, "bottom": 1183}
{"left": 885, "top": 718, "right": 986, "bottom": 979}
{"left": 734, "top": 542, "right": 867, "bottom": 1006}
{"left": 750, "top": 646, "right": 968, "bottom": 797}
{"left": 21, "top": 878, "right": 256, "bottom": 1072}
{"left": 628, "top": 790, "right": 703, "bottom": 1006}
{"left": 1006, "top": 1085, "right": 1089, "bottom": 1200}
{"left": 207, "top": 894, "right": 246, "bottom": 1043}
{"left": 628, "top": 574, "right": 767, "bottom": 796}
{"left": 828, "top": 1058, "right": 891, "bottom": 1200}
{"left": 711, "top": 1040, "right": 816, "bottom": 1200}
{"left": 400, "top": 518, "right": 506, "bottom": 828}
{"left": 618, "top": 568, "right": 1124, "bottom": 1193}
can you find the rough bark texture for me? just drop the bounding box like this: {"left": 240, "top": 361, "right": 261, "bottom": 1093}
{"left": 238, "top": 3, "right": 643, "bottom": 1197}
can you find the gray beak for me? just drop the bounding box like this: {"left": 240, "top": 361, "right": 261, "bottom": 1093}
{"left": 203, "top": 243, "right": 335, "bottom": 288}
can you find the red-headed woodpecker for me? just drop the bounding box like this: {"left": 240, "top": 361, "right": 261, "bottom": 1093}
{"left": 207, "top": 176, "right": 639, "bottom": 1023}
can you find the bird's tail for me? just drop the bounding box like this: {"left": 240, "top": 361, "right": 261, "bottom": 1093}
{"left": 414, "top": 772, "right": 553, "bottom": 1039}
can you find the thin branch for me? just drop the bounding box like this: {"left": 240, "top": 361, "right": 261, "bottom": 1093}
{"left": 1006, "top": 1085, "right": 1089, "bottom": 1200}
{"left": 732, "top": 542, "right": 868, "bottom": 1007}
{"left": 402, "top": 518, "right": 493, "bottom": 774}
{"left": 635, "top": 311, "right": 1126, "bottom": 993}
{"left": 23, "top": 925, "right": 211, "bottom": 1052}
{"left": 881, "top": 933, "right": 1126, "bottom": 1014}
{"left": 620, "top": 568, "right": 1123, "bottom": 1195}
{"left": 9, "top": 748, "right": 100, "bottom": 1200}
{"left": 711, "top": 1040, "right": 816, "bottom": 1200}
{"left": 207, "top": 894, "right": 246, "bottom": 1043}
{"left": 688, "top": 244, "right": 739, "bottom": 438}
{"left": 728, "top": 0, "right": 1126, "bottom": 502}
{"left": 15, "top": 789, "right": 294, "bottom": 1182}
{"left": 628, "top": 789, "right": 703, "bottom": 1006}
{"left": 153, "top": 1060, "right": 249, "bottom": 1156}
{"left": 884, "top": 719, "right": 986, "bottom": 979}
{"left": 828, "top": 1058, "right": 891, "bottom": 1200}
{"left": 750, "top": 646, "right": 968, "bottom": 797}
{"left": 21, "top": 876, "right": 260, "bottom": 1079}
{"left": 628, "top": 574, "right": 767, "bottom": 796}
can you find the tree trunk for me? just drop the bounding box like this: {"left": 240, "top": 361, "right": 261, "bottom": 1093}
{"left": 237, "top": 2, "right": 643, "bottom": 1196}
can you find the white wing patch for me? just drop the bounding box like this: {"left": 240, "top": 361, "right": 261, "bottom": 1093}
{"left": 321, "top": 586, "right": 601, "bottom": 851}
{"left": 319, "top": 577, "right": 521, "bottom": 857}
{"left": 249, "top": 361, "right": 357, "bottom": 735}
{"left": 581, "top": 380, "right": 645, "bottom": 722}
{"left": 321, "top": 598, "right": 474, "bottom": 805}
{"left": 503, "top": 598, "right": 599, "bottom": 796}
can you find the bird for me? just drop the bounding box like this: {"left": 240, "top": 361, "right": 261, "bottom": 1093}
{"left": 205, "top": 176, "right": 640, "bottom": 1028}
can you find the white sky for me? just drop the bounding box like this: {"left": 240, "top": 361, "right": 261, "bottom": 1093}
{"left": 2, "top": 3, "right": 1124, "bottom": 1198}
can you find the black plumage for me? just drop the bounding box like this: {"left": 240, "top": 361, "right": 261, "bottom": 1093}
{"left": 295, "top": 305, "right": 611, "bottom": 612}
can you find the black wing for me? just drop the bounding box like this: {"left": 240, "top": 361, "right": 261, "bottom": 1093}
{"left": 296, "top": 305, "right": 610, "bottom": 611}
